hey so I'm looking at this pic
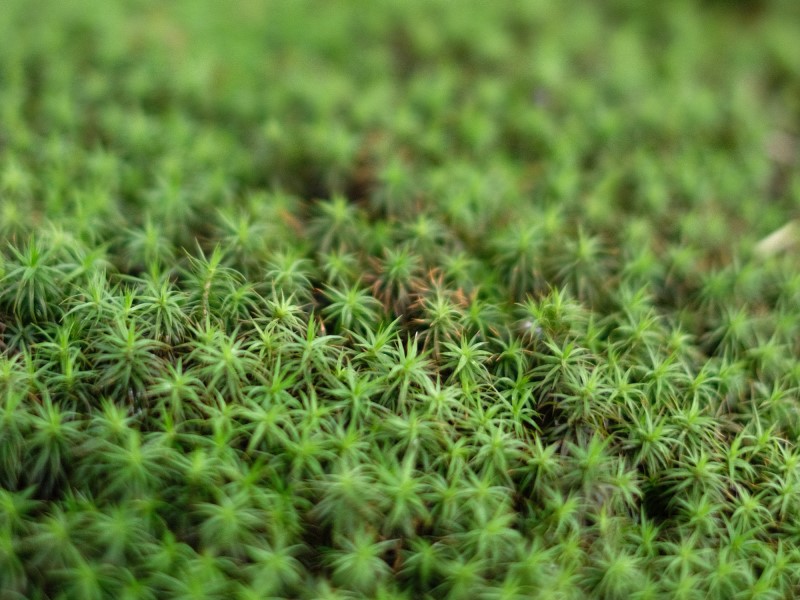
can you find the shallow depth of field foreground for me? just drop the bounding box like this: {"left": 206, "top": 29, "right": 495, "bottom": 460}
{"left": 2, "top": 1, "right": 800, "bottom": 598}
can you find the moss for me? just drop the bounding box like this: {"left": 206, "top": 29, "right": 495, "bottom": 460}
{"left": 2, "top": 0, "right": 800, "bottom": 597}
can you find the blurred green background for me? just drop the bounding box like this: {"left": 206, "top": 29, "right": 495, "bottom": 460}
{"left": 2, "top": 0, "right": 798, "bottom": 258}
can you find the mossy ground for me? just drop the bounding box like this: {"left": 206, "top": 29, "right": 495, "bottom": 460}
{"left": 2, "top": 1, "right": 800, "bottom": 598}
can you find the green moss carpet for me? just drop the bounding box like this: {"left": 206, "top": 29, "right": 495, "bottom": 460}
{"left": 1, "top": 1, "right": 800, "bottom": 598}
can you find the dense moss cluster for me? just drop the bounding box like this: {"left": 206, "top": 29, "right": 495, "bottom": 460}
{"left": 2, "top": 0, "right": 800, "bottom": 598}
